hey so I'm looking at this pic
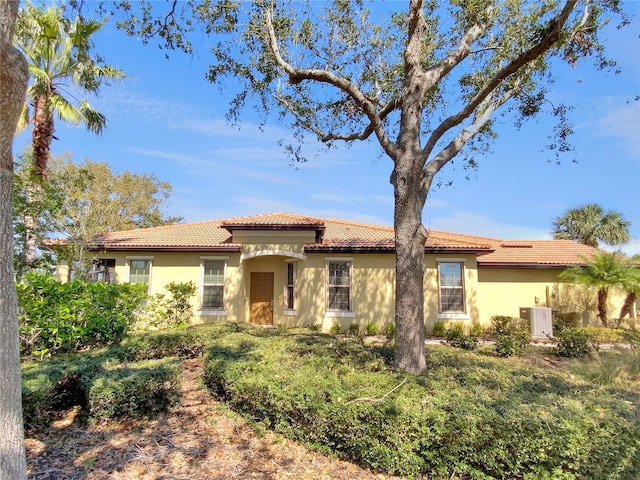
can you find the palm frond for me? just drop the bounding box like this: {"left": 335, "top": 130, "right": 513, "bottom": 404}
{"left": 49, "top": 93, "right": 82, "bottom": 125}
{"left": 78, "top": 102, "right": 107, "bottom": 135}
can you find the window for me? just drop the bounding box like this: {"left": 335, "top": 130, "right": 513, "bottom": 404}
{"left": 438, "top": 262, "right": 465, "bottom": 313}
{"left": 285, "top": 261, "right": 296, "bottom": 310}
{"left": 129, "top": 259, "right": 151, "bottom": 285}
{"left": 89, "top": 259, "right": 116, "bottom": 283}
{"left": 202, "top": 259, "right": 226, "bottom": 310}
{"left": 327, "top": 260, "right": 352, "bottom": 311}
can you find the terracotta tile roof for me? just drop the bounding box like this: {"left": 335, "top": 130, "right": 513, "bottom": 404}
{"left": 477, "top": 239, "right": 596, "bottom": 267}
{"left": 222, "top": 212, "right": 325, "bottom": 229}
{"left": 88, "top": 212, "right": 595, "bottom": 266}
{"left": 91, "top": 220, "right": 239, "bottom": 251}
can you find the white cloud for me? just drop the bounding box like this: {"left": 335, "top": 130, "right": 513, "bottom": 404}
{"left": 125, "top": 147, "right": 218, "bottom": 168}
{"left": 624, "top": 238, "right": 640, "bottom": 257}
{"left": 595, "top": 100, "right": 640, "bottom": 157}
{"left": 98, "top": 89, "right": 197, "bottom": 125}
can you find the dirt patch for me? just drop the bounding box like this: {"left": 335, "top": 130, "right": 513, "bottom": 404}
{"left": 26, "top": 358, "right": 403, "bottom": 480}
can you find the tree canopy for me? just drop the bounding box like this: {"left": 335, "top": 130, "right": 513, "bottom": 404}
{"left": 13, "top": 154, "right": 183, "bottom": 279}
{"left": 552, "top": 203, "right": 631, "bottom": 248}
{"left": 94, "top": 0, "right": 629, "bottom": 373}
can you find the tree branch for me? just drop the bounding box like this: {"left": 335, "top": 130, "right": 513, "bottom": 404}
{"left": 264, "top": 4, "right": 399, "bottom": 158}
{"left": 422, "top": 0, "right": 578, "bottom": 159}
{"left": 422, "top": 83, "right": 519, "bottom": 195}
{"left": 320, "top": 97, "right": 402, "bottom": 142}
{"left": 344, "top": 379, "right": 407, "bottom": 405}
{"left": 419, "top": 3, "right": 494, "bottom": 96}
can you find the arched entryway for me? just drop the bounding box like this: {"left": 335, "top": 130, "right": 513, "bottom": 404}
{"left": 241, "top": 250, "right": 306, "bottom": 325}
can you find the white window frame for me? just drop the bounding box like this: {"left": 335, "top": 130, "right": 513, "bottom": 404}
{"left": 284, "top": 260, "right": 297, "bottom": 316}
{"left": 126, "top": 256, "right": 153, "bottom": 290}
{"left": 198, "top": 256, "right": 228, "bottom": 316}
{"left": 436, "top": 259, "right": 468, "bottom": 319}
{"left": 325, "top": 257, "right": 354, "bottom": 316}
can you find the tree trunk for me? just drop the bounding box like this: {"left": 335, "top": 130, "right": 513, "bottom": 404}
{"left": 618, "top": 291, "right": 637, "bottom": 326}
{"left": 392, "top": 152, "right": 427, "bottom": 374}
{"left": 22, "top": 181, "right": 39, "bottom": 272}
{"left": 32, "top": 93, "right": 54, "bottom": 180}
{"left": 0, "top": 1, "right": 30, "bottom": 478}
{"left": 597, "top": 288, "right": 608, "bottom": 327}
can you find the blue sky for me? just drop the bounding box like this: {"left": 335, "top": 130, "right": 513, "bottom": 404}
{"left": 14, "top": 2, "right": 640, "bottom": 255}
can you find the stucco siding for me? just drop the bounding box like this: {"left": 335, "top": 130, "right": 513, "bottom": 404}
{"left": 477, "top": 268, "right": 561, "bottom": 326}
{"left": 87, "top": 249, "right": 632, "bottom": 331}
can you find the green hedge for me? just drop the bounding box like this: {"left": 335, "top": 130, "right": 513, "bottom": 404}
{"left": 21, "top": 322, "right": 246, "bottom": 426}
{"left": 22, "top": 354, "right": 181, "bottom": 426}
{"left": 556, "top": 327, "right": 633, "bottom": 357}
{"left": 18, "top": 272, "right": 146, "bottom": 357}
{"left": 203, "top": 331, "right": 639, "bottom": 479}
{"left": 87, "top": 359, "right": 182, "bottom": 419}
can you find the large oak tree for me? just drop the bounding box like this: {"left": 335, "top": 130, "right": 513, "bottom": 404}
{"left": 102, "top": 0, "right": 626, "bottom": 373}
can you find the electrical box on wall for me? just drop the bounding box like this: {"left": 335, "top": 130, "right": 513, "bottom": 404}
{"left": 519, "top": 307, "right": 553, "bottom": 338}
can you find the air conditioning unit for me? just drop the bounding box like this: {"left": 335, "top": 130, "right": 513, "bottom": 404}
{"left": 519, "top": 307, "right": 553, "bottom": 338}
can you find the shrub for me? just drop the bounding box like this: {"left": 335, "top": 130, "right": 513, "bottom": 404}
{"left": 347, "top": 322, "right": 361, "bottom": 336}
{"left": 365, "top": 322, "right": 379, "bottom": 336}
{"left": 553, "top": 311, "right": 581, "bottom": 334}
{"left": 580, "top": 327, "right": 626, "bottom": 344}
{"left": 203, "top": 330, "right": 640, "bottom": 479}
{"left": 432, "top": 321, "right": 446, "bottom": 337}
{"left": 556, "top": 328, "right": 598, "bottom": 357}
{"left": 17, "top": 272, "right": 146, "bottom": 357}
{"left": 383, "top": 323, "right": 395, "bottom": 340}
{"left": 445, "top": 322, "right": 478, "bottom": 350}
{"left": 134, "top": 281, "right": 197, "bottom": 330}
{"left": 21, "top": 360, "right": 68, "bottom": 427}
{"left": 22, "top": 354, "right": 183, "bottom": 426}
{"left": 330, "top": 323, "right": 342, "bottom": 335}
{"left": 87, "top": 358, "right": 181, "bottom": 419}
{"left": 490, "top": 316, "right": 531, "bottom": 357}
{"left": 469, "top": 322, "right": 484, "bottom": 338}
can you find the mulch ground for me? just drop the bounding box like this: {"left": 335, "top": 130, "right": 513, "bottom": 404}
{"left": 25, "top": 358, "right": 405, "bottom": 480}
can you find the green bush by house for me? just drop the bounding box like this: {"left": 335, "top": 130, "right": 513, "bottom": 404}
{"left": 17, "top": 272, "right": 146, "bottom": 357}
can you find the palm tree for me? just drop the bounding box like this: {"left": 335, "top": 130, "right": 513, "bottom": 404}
{"left": 14, "top": 2, "right": 125, "bottom": 179}
{"left": 13, "top": 3, "right": 124, "bottom": 271}
{"left": 560, "top": 251, "right": 636, "bottom": 327}
{"left": 552, "top": 204, "right": 631, "bottom": 248}
{"left": 617, "top": 266, "right": 640, "bottom": 326}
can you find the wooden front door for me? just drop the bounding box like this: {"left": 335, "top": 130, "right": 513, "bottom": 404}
{"left": 250, "top": 272, "right": 274, "bottom": 325}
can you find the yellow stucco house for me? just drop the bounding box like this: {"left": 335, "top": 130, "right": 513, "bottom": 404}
{"left": 60, "top": 212, "right": 631, "bottom": 333}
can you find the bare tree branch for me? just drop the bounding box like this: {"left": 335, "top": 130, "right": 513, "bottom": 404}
{"left": 422, "top": 0, "right": 578, "bottom": 159}
{"left": 264, "top": 4, "right": 399, "bottom": 158}
{"left": 422, "top": 81, "right": 520, "bottom": 195}
{"left": 419, "top": 3, "right": 494, "bottom": 97}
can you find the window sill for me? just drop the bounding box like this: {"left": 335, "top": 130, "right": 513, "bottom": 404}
{"left": 284, "top": 309, "right": 298, "bottom": 316}
{"left": 437, "top": 313, "right": 469, "bottom": 320}
{"left": 324, "top": 311, "right": 355, "bottom": 318}
{"left": 197, "top": 310, "right": 227, "bottom": 316}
